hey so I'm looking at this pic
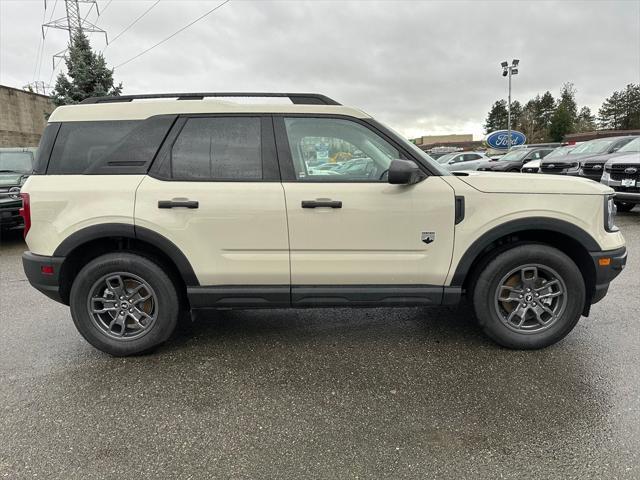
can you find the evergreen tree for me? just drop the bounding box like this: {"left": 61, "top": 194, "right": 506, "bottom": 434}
{"left": 622, "top": 83, "right": 640, "bottom": 129}
{"left": 575, "top": 106, "right": 596, "bottom": 132}
{"left": 51, "top": 31, "right": 122, "bottom": 106}
{"left": 549, "top": 83, "right": 578, "bottom": 141}
{"left": 538, "top": 91, "right": 556, "bottom": 131}
{"left": 484, "top": 99, "right": 509, "bottom": 133}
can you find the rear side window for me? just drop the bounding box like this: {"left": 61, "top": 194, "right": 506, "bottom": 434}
{"left": 169, "top": 117, "right": 262, "bottom": 180}
{"left": 46, "top": 116, "right": 175, "bottom": 174}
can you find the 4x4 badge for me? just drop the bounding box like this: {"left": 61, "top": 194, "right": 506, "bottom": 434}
{"left": 421, "top": 232, "right": 436, "bottom": 244}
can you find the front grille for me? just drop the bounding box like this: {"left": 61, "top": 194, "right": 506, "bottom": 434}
{"left": 522, "top": 168, "right": 538, "bottom": 173}
{"left": 541, "top": 162, "right": 572, "bottom": 173}
{"left": 607, "top": 164, "right": 640, "bottom": 181}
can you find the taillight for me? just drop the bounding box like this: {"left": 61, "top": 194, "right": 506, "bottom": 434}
{"left": 19, "top": 192, "right": 31, "bottom": 238}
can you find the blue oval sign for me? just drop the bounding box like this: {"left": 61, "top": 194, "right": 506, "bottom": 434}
{"left": 484, "top": 130, "right": 527, "bottom": 150}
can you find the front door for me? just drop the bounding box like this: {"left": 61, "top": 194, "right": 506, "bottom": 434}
{"left": 276, "top": 116, "right": 456, "bottom": 298}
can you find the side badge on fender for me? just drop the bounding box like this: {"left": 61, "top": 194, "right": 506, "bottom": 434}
{"left": 421, "top": 232, "right": 436, "bottom": 244}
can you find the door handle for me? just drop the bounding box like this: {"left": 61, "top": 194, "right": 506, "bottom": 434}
{"left": 301, "top": 200, "right": 342, "bottom": 209}
{"left": 158, "top": 200, "right": 199, "bottom": 209}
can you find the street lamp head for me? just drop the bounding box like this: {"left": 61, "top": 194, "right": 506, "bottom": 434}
{"left": 501, "top": 61, "right": 508, "bottom": 68}
{"left": 512, "top": 59, "right": 520, "bottom": 67}
{"left": 502, "top": 70, "right": 508, "bottom": 77}
{"left": 511, "top": 68, "right": 519, "bottom": 75}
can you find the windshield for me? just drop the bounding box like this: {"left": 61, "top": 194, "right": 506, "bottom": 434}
{"left": 436, "top": 153, "right": 457, "bottom": 164}
{"left": 498, "top": 149, "right": 529, "bottom": 162}
{"left": 618, "top": 138, "right": 640, "bottom": 153}
{"left": 0, "top": 151, "right": 34, "bottom": 173}
{"left": 545, "top": 146, "right": 576, "bottom": 158}
{"left": 571, "top": 139, "right": 614, "bottom": 155}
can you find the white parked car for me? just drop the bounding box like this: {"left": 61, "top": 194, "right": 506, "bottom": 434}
{"left": 436, "top": 151, "right": 491, "bottom": 171}
{"left": 20, "top": 92, "right": 626, "bottom": 355}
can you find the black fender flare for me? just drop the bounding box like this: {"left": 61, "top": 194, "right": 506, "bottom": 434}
{"left": 450, "top": 217, "right": 601, "bottom": 286}
{"left": 53, "top": 223, "right": 199, "bottom": 286}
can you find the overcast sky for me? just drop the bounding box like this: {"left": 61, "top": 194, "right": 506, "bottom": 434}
{"left": 1, "top": 0, "right": 639, "bottom": 139}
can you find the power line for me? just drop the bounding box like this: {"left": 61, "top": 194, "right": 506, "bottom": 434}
{"left": 114, "top": 0, "right": 232, "bottom": 70}
{"left": 104, "top": 0, "right": 160, "bottom": 49}
{"left": 101, "top": 0, "right": 114, "bottom": 16}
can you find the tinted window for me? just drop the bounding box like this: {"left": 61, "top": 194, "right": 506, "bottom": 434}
{"left": 170, "top": 117, "right": 262, "bottom": 180}
{"left": 48, "top": 121, "right": 139, "bottom": 174}
{"left": 284, "top": 117, "right": 401, "bottom": 182}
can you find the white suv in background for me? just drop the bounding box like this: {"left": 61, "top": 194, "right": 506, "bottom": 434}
{"left": 20, "top": 93, "right": 626, "bottom": 356}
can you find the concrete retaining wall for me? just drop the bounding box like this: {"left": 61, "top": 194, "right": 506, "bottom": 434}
{"left": 0, "top": 85, "right": 54, "bottom": 147}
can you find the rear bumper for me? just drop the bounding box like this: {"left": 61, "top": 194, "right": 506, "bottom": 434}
{"left": 22, "top": 252, "right": 66, "bottom": 304}
{"left": 590, "top": 247, "right": 627, "bottom": 304}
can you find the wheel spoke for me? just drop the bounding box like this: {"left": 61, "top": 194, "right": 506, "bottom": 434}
{"left": 535, "top": 279, "right": 559, "bottom": 292}
{"left": 538, "top": 291, "right": 562, "bottom": 300}
{"left": 520, "top": 266, "right": 538, "bottom": 286}
{"left": 108, "top": 314, "right": 127, "bottom": 336}
{"left": 106, "top": 275, "right": 126, "bottom": 298}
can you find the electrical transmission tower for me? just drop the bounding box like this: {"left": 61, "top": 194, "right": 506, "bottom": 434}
{"left": 42, "top": 0, "right": 109, "bottom": 69}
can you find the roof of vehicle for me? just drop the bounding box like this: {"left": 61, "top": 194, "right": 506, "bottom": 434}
{"left": 48, "top": 93, "right": 371, "bottom": 122}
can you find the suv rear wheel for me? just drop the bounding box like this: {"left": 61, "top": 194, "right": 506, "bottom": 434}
{"left": 70, "top": 252, "right": 179, "bottom": 356}
{"left": 472, "top": 244, "right": 585, "bottom": 349}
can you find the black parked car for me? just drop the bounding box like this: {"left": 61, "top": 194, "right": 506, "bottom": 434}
{"left": 580, "top": 136, "right": 640, "bottom": 181}
{"left": 0, "top": 148, "right": 36, "bottom": 230}
{"left": 475, "top": 147, "right": 554, "bottom": 172}
{"left": 540, "top": 136, "right": 636, "bottom": 176}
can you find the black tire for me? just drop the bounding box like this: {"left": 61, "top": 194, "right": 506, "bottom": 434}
{"left": 615, "top": 201, "right": 635, "bottom": 213}
{"left": 70, "top": 252, "right": 179, "bottom": 356}
{"left": 472, "top": 244, "right": 585, "bottom": 349}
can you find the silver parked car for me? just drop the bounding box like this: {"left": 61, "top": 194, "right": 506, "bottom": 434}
{"left": 436, "top": 151, "right": 490, "bottom": 171}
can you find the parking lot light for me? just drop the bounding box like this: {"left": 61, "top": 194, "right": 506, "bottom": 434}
{"left": 501, "top": 59, "right": 521, "bottom": 149}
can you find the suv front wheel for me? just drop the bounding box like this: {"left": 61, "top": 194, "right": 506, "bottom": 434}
{"left": 473, "top": 244, "right": 585, "bottom": 349}
{"left": 70, "top": 252, "right": 179, "bottom": 356}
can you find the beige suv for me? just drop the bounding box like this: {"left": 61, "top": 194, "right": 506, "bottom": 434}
{"left": 20, "top": 93, "right": 627, "bottom": 356}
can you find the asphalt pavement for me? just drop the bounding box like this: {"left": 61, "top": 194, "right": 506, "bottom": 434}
{"left": 1, "top": 210, "right": 639, "bottom": 479}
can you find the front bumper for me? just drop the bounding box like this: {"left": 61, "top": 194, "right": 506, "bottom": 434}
{"left": 590, "top": 246, "right": 627, "bottom": 304}
{"left": 601, "top": 179, "right": 640, "bottom": 203}
{"left": 22, "top": 252, "right": 66, "bottom": 304}
{"left": 0, "top": 198, "right": 23, "bottom": 229}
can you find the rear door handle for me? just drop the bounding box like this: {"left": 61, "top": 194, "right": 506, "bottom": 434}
{"left": 158, "top": 200, "right": 199, "bottom": 209}
{"left": 301, "top": 200, "right": 342, "bottom": 209}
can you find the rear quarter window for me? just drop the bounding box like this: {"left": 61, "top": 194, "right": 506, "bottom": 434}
{"left": 46, "top": 116, "right": 175, "bottom": 174}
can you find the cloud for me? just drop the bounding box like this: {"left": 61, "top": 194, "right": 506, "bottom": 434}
{"left": 1, "top": 0, "right": 638, "bottom": 139}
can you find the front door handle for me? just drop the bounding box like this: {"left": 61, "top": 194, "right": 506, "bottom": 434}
{"left": 158, "top": 199, "right": 199, "bottom": 209}
{"left": 301, "top": 199, "right": 342, "bottom": 209}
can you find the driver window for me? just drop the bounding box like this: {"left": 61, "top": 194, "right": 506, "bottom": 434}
{"left": 284, "top": 117, "right": 401, "bottom": 181}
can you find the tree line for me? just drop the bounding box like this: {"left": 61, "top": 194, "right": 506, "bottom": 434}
{"left": 484, "top": 83, "right": 640, "bottom": 142}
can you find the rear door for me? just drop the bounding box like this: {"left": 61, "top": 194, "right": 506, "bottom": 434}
{"left": 135, "top": 115, "right": 290, "bottom": 289}
{"left": 275, "top": 116, "right": 455, "bottom": 301}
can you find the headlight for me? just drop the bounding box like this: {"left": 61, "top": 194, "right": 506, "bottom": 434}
{"left": 605, "top": 195, "right": 618, "bottom": 232}
{"left": 567, "top": 162, "right": 580, "bottom": 173}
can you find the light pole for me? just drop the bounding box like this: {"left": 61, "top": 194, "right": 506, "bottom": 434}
{"left": 501, "top": 59, "right": 519, "bottom": 149}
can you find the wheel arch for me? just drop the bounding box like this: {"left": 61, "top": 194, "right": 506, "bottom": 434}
{"left": 54, "top": 223, "right": 198, "bottom": 305}
{"left": 452, "top": 218, "right": 599, "bottom": 313}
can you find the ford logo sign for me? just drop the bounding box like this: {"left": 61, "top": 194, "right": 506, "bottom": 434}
{"left": 484, "top": 130, "right": 527, "bottom": 150}
{"left": 625, "top": 167, "right": 638, "bottom": 174}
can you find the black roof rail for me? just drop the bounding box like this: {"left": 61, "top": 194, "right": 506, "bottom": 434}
{"left": 80, "top": 92, "right": 341, "bottom": 106}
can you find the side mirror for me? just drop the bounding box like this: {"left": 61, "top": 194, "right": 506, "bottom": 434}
{"left": 388, "top": 159, "right": 426, "bottom": 185}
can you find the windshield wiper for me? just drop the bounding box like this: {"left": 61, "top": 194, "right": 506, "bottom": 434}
{"left": 0, "top": 170, "right": 24, "bottom": 173}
